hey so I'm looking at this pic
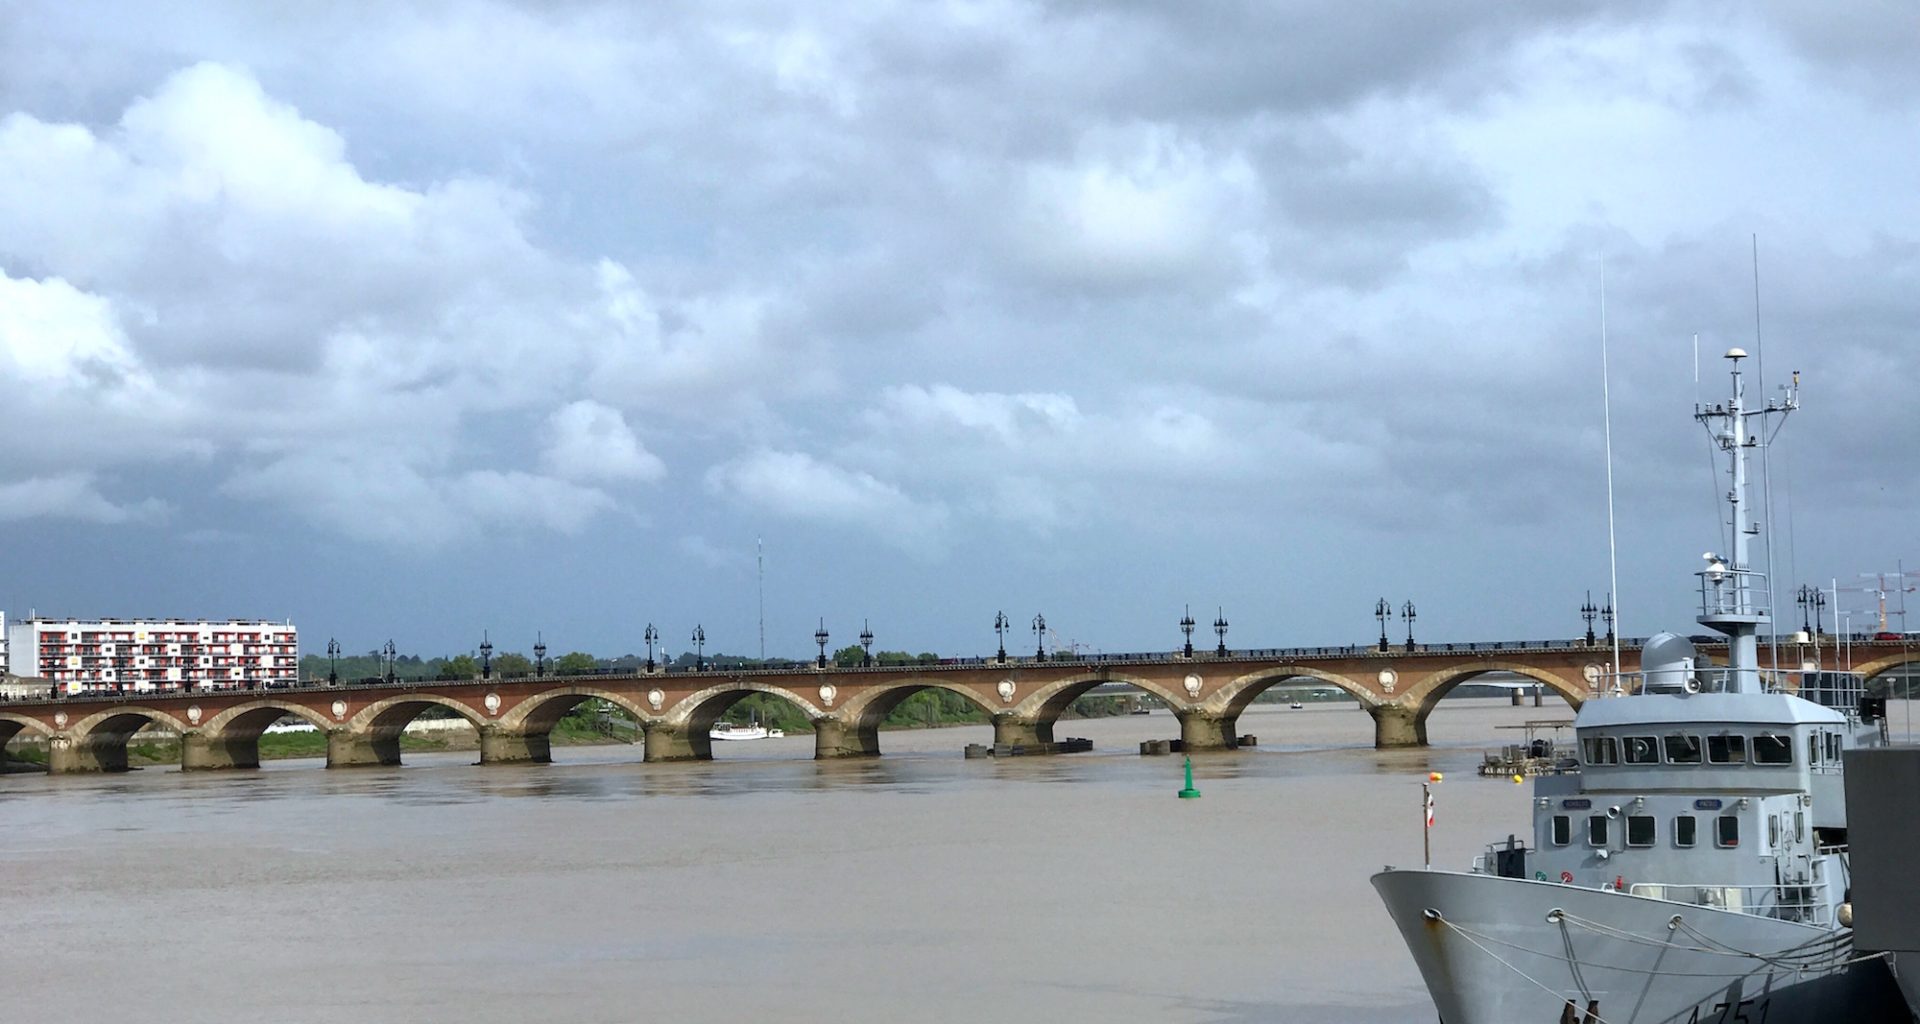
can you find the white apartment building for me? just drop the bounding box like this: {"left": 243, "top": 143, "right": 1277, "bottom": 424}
{"left": 3, "top": 618, "right": 299, "bottom": 694}
{"left": 0, "top": 611, "right": 9, "bottom": 677}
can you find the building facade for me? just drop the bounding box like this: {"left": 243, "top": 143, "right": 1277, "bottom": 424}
{"left": 0, "top": 611, "right": 8, "bottom": 677}
{"left": 3, "top": 618, "right": 299, "bottom": 693}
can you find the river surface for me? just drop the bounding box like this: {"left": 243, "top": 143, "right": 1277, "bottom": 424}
{"left": 0, "top": 697, "right": 1860, "bottom": 1023}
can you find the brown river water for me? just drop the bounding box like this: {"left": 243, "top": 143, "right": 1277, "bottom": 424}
{"left": 0, "top": 698, "right": 1748, "bottom": 1022}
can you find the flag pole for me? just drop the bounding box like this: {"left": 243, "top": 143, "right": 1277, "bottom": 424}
{"left": 1423, "top": 782, "right": 1432, "bottom": 870}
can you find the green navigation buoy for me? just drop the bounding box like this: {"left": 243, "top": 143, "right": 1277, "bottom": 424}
{"left": 1178, "top": 755, "right": 1202, "bottom": 799}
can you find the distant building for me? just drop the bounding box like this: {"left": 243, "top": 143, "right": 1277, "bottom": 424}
{"left": 3, "top": 618, "right": 299, "bottom": 694}
{"left": 0, "top": 610, "right": 8, "bottom": 677}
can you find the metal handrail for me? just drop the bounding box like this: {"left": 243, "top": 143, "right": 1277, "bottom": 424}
{"left": 1628, "top": 880, "right": 1830, "bottom": 926}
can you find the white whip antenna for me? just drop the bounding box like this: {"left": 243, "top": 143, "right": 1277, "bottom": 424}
{"left": 1600, "top": 264, "right": 1622, "bottom": 680}
{"left": 1752, "top": 235, "right": 1781, "bottom": 677}
{"left": 757, "top": 536, "right": 765, "bottom": 661}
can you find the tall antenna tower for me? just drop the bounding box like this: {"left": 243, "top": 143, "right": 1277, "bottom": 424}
{"left": 757, "top": 536, "right": 765, "bottom": 660}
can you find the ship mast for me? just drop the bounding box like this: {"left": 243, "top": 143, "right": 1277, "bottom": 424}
{"left": 1695, "top": 348, "right": 1797, "bottom": 692}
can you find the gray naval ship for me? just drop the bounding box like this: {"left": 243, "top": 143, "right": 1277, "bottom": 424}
{"left": 1374, "top": 348, "right": 1909, "bottom": 1023}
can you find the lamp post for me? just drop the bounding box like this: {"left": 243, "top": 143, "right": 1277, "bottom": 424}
{"left": 1581, "top": 591, "right": 1599, "bottom": 647}
{"left": 1213, "top": 607, "right": 1229, "bottom": 657}
{"left": 478, "top": 630, "right": 493, "bottom": 680}
{"left": 1601, "top": 594, "right": 1615, "bottom": 642}
{"left": 814, "top": 618, "right": 830, "bottom": 669}
{"left": 993, "top": 611, "right": 1009, "bottom": 664}
{"left": 860, "top": 620, "right": 874, "bottom": 667}
{"left": 1796, "top": 585, "right": 1827, "bottom": 639}
{"left": 1375, "top": 598, "right": 1391, "bottom": 652}
{"left": 326, "top": 638, "right": 340, "bottom": 686}
{"left": 383, "top": 639, "right": 396, "bottom": 684}
{"left": 1180, "top": 605, "right": 1196, "bottom": 658}
{"left": 1402, "top": 600, "right": 1417, "bottom": 650}
{"left": 643, "top": 623, "right": 658, "bottom": 672}
{"left": 691, "top": 625, "right": 706, "bottom": 672}
{"left": 533, "top": 632, "right": 547, "bottom": 678}
{"left": 1033, "top": 613, "right": 1047, "bottom": 660}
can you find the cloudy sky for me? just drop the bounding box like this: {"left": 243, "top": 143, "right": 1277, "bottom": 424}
{"left": 1, "top": 2, "right": 1915, "bottom": 662}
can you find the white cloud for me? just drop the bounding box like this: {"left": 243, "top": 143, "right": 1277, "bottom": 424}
{"left": 704, "top": 449, "right": 948, "bottom": 554}
{"left": 0, "top": 473, "right": 167, "bottom": 524}
{"left": 542, "top": 400, "right": 665, "bottom": 483}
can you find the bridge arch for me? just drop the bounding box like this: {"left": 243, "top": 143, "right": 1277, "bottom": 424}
{"left": 1, "top": 713, "right": 53, "bottom": 770}
{"left": 1212, "top": 667, "right": 1380, "bottom": 719}
{"left": 986, "top": 673, "right": 1190, "bottom": 747}
{"left": 331, "top": 693, "right": 489, "bottom": 768}
{"left": 834, "top": 679, "right": 998, "bottom": 755}
{"left": 485, "top": 686, "right": 651, "bottom": 764}
{"left": 61, "top": 706, "right": 192, "bottom": 773}
{"left": 1399, "top": 664, "right": 1588, "bottom": 746}
{"left": 189, "top": 701, "right": 336, "bottom": 770}
{"left": 655, "top": 681, "right": 825, "bottom": 761}
{"left": 1856, "top": 651, "right": 1920, "bottom": 690}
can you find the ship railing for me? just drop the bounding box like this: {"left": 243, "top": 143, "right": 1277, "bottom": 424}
{"left": 1627, "top": 880, "right": 1830, "bottom": 926}
{"left": 1596, "top": 665, "right": 1867, "bottom": 707}
{"left": 1697, "top": 566, "right": 1771, "bottom": 619}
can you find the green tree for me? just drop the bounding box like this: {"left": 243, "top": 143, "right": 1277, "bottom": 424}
{"left": 493, "top": 652, "right": 534, "bottom": 676}
{"left": 554, "top": 651, "right": 598, "bottom": 675}
{"left": 832, "top": 644, "right": 867, "bottom": 667}
{"left": 438, "top": 654, "right": 478, "bottom": 680}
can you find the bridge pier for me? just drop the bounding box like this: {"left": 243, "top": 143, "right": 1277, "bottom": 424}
{"left": 642, "top": 723, "right": 706, "bottom": 762}
{"left": 46, "top": 734, "right": 128, "bottom": 774}
{"left": 813, "top": 716, "right": 879, "bottom": 759}
{"left": 1176, "top": 712, "right": 1239, "bottom": 751}
{"left": 182, "top": 730, "right": 259, "bottom": 771}
{"left": 992, "top": 714, "right": 1053, "bottom": 748}
{"left": 327, "top": 729, "right": 401, "bottom": 768}
{"left": 1368, "top": 703, "right": 1425, "bottom": 748}
{"left": 478, "top": 726, "right": 551, "bottom": 765}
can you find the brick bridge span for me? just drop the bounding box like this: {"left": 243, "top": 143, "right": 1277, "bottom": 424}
{"left": 2, "top": 638, "right": 1913, "bottom": 774}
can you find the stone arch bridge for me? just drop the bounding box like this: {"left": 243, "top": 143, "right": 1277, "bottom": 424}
{"left": 3, "top": 638, "right": 1912, "bottom": 774}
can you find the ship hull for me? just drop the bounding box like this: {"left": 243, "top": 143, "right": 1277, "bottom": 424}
{"left": 1373, "top": 869, "right": 1907, "bottom": 1023}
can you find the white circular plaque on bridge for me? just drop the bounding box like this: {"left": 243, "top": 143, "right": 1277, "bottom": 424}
{"left": 330, "top": 700, "right": 347, "bottom": 720}
{"left": 187, "top": 705, "right": 202, "bottom": 724}
{"left": 1802, "top": 660, "right": 1818, "bottom": 672}
{"left": 53, "top": 711, "right": 68, "bottom": 728}
{"left": 818, "top": 684, "right": 836, "bottom": 706}
{"left": 1583, "top": 664, "right": 1603, "bottom": 684}
{"left": 647, "top": 688, "right": 665, "bottom": 710}
{"left": 996, "top": 680, "right": 1016, "bottom": 703}
{"left": 484, "top": 692, "right": 501, "bottom": 715}
{"left": 1183, "top": 674, "right": 1203, "bottom": 697}
{"left": 1377, "top": 669, "right": 1397, "bottom": 693}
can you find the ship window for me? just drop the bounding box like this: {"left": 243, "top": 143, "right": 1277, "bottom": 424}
{"left": 1808, "top": 733, "right": 1820, "bottom": 766}
{"left": 1751, "top": 734, "right": 1793, "bottom": 765}
{"left": 1582, "top": 737, "right": 1619, "bottom": 766}
{"left": 1551, "top": 815, "right": 1571, "bottom": 846}
{"left": 1716, "top": 815, "right": 1740, "bottom": 848}
{"left": 1623, "top": 736, "right": 1660, "bottom": 764}
{"left": 1626, "top": 815, "right": 1656, "bottom": 847}
{"left": 1707, "top": 734, "right": 1746, "bottom": 764}
{"left": 1795, "top": 811, "right": 1806, "bottom": 842}
{"left": 1663, "top": 733, "right": 1703, "bottom": 764}
{"left": 1675, "top": 815, "right": 1697, "bottom": 848}
{"left": 1588, "top": 816, "right": 1609, "bottom": 847}
{"left": 1826, "top": 733, "right": 1842, "bottom": 763}
{"left": 1768, "top": 814, "right": 1780, "bottom": 848}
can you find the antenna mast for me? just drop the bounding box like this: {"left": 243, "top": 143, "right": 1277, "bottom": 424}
{"left": 1599, "top": 265, "right": 1623, "bottom": 680}
{"left": 757, "top": 536, "right": 765, "bottom": 661}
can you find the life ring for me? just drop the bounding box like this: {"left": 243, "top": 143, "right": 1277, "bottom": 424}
{"left": 1560, "top": 871, "right": 1574, "bottom": 883}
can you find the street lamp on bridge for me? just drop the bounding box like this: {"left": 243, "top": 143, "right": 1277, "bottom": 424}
{"left": 1214, "top": 608, "right": 1229, "bottom": 657}
{"left": 1581, "top": 591, "right": 1599, "bottom": 647}
{"left": 860, "top": 620, "right": 874, "bottom": 667}
{"left": 1797, "top": 585, "right": 1827, "bottom": 639}
{"left": 644, "top": 623, "right": 658, "bottom": 672}
{"left": 1180, "top": 605, "right": 1196, "bottom": 658}
{"left": 1375, "top": 598, "right": 1391, "bottom": 652}
{"left": 383, "top": 639, "right": 397, "bottom": 684}
{"left": 533, "top": 632, "right": 547, "bottom": 678}
{"left": 1402, "top": 600, "right": 1417, "bottom": 651}
{"left": 691, "top": 625, "right": 706, "bottom": 672}
{"left": 815, "top": 618, "right": 830, "bottom": 669}
{"left": 326, "top": 638, "right": 340, "bottom": 686}
{"left": 479, "top": 630, "right": 493, "bottom": 680}
{"left": 1033, "top": 613, "right": 1047, "bottom": 660}
{"left": 994, "top": 611, "right": 1009, "bottom": 664}
{"left": 1602, "top": 594, "right": 1615, "bottom": 642}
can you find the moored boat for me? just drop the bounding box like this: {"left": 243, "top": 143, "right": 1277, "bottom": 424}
{"left": 1373, "top": 349, "right": 1905, "bottom": 1022}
